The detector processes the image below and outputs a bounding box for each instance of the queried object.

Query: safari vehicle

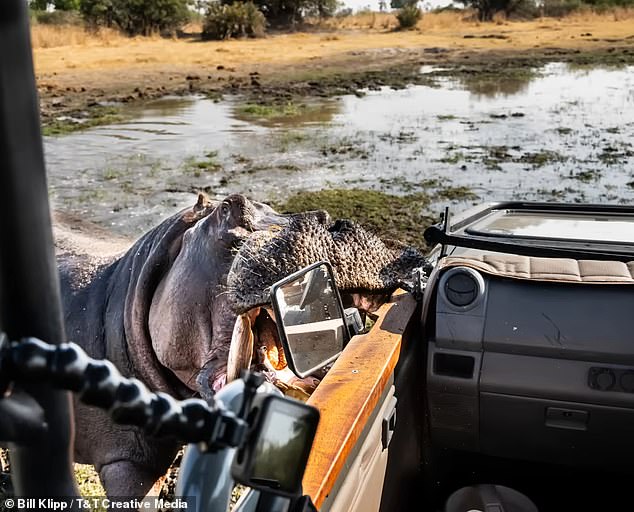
[2,1,634,511]
[219,201,632,512]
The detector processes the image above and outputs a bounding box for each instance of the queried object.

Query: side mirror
[270,261,348,378]
[231,394,320,497]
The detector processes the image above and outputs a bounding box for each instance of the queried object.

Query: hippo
[55,193,428,498]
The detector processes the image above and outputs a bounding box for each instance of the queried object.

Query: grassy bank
[273,189,465,248]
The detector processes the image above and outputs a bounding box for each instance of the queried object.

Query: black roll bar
[0,0,79,498]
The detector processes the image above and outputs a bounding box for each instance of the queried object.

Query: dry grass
[75,464,106,496]
[315,11,397,30]
[31,25,133,49]
[30,8,634,51]
[180,21,204,34]
[564,5,634,21]
[312,7,634,31]
[418,10,475,29]
[313,10,480,31]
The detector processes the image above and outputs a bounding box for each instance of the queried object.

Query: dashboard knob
[620,371,634,393]
[589,368,616,391]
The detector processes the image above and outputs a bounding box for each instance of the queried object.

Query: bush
[396,3,422,28]
[202,2,266,40]
[30,0,81,10]
[302,0,340,17]
[540,0,583,16]
[231,0,338,26]
[55,0,80,9]
[81,0,190,36]
[335,6,353,16]
[32,9,83,25]
[502,0,540,19]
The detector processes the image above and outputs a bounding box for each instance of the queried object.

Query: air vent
[440,267,485,310]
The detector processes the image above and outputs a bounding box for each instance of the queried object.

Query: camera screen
[251,400,316,493]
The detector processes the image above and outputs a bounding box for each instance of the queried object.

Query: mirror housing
[270,261,349,378]
[231,394,320,497]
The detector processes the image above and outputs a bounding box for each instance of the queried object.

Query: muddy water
[45,62,634,237]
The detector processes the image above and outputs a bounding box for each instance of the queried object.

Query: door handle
[381,396,398,450]
[545,407,589,431]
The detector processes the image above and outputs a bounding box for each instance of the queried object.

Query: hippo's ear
[182,193,213,223]
[195,193,209,211]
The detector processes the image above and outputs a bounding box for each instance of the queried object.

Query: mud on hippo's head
[141,193,427,401]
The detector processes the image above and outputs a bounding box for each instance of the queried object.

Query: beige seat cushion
[438,251,634,284]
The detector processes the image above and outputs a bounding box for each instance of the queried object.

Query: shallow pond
[45,62,634,238]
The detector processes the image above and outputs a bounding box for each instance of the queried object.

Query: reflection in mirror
[252,409,312,492]
[232,394,320,497]
[273,263,347,377]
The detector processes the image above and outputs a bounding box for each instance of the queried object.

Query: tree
[30,0,81,10]
[455,0,525,20]
[54,0,81,10]
[80,0,190,35]
[29,0,50,10]
[310,0,340,18]
[390,0,418,9]
[224,0,338,25]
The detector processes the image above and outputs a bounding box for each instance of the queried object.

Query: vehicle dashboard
[423,202,634,474]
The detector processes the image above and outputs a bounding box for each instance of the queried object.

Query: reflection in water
[45,63,634,237]
[232,99,341,128]
[123,96,197,118]
[456,73,536,98]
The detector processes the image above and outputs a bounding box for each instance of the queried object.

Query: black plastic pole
[0,0,79,498]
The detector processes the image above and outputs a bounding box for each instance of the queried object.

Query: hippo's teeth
[226,307,322,400]
[226,312,255,383]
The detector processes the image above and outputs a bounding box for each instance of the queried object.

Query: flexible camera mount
[0,334,249,451]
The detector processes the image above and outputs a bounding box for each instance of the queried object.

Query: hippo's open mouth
[224,290,391,400]
[226,306,320,400]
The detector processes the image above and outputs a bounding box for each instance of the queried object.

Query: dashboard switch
[588,367,616,391]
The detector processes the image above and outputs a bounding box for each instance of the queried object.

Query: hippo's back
[54,212,130,291]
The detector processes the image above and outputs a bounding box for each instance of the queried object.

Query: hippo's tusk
[226,311,255,383]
